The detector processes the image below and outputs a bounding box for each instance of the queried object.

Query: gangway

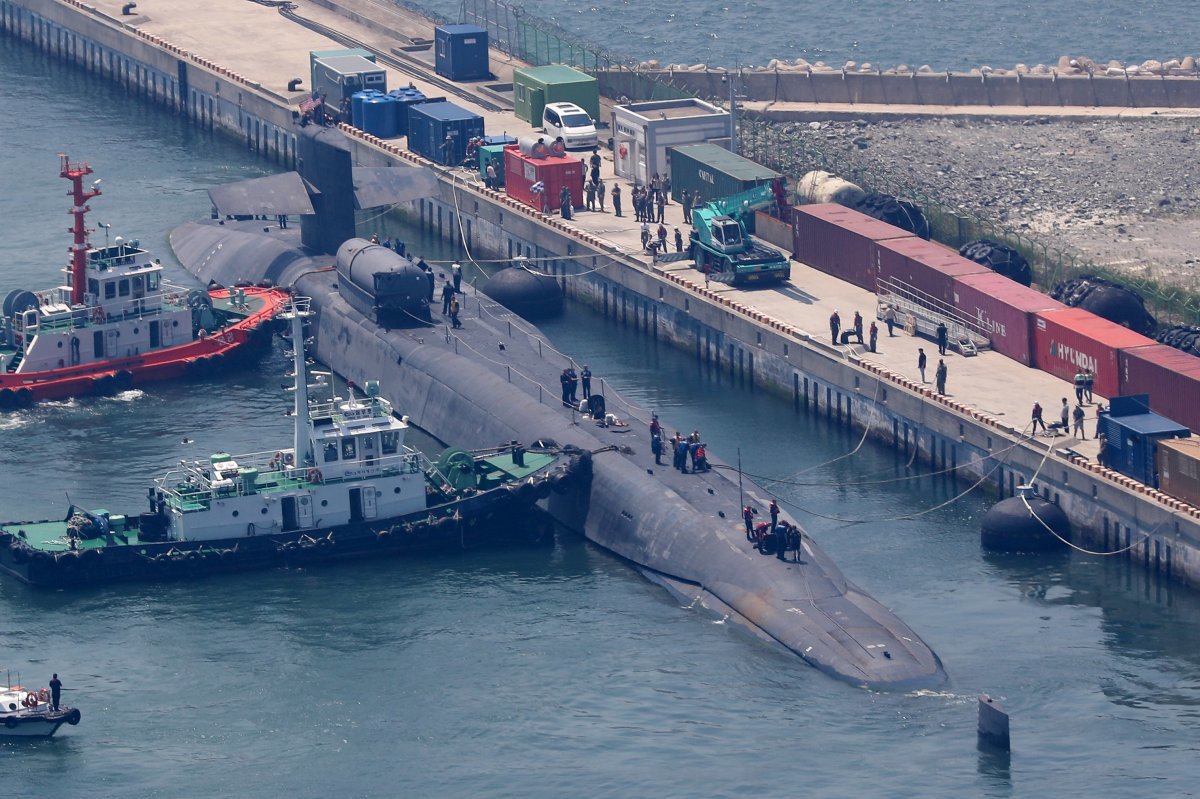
[876,276,991,356]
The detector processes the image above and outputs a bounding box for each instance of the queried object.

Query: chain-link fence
[453,0,1200,326]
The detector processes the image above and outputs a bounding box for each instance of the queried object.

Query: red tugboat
[0,156,290,408]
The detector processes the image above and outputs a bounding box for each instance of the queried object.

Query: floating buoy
[981,486,1071,552]
[482,267,563,320]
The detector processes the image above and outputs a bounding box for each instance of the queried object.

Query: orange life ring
[37,689,49,703]
[92,306,105,324]
[23,694,37,708]
[618,143,628,159]
[307,468,323,483]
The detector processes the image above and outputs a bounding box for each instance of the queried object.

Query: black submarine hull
[171,220,946,691]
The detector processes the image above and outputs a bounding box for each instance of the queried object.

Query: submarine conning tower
[299,128,357,256]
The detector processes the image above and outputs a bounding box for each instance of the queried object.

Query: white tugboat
[0,297,581,587]
[0,680,80,737]
[0,155,289,408]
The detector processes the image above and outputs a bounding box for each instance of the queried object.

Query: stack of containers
[503,142,583,213]
[1096,395,1190,487]
[951,273,1067,366]
[1119,344,1200,433]
[873,238,989,305]
[360,93,400,138]
[387,87,430,138]
[407,101,485,165]
[1031,308,1156,399]
[792,204,914,290]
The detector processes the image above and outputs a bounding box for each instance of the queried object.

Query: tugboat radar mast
[59,154,100,307]
[281,297,314,467]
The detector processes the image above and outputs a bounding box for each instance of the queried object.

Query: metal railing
[876,276,990,355]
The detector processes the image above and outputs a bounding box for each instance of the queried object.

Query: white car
[542,102,598,150]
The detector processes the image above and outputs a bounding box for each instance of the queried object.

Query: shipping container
[512,65,600,126]
[1157,437,1200,507]
[1032,308,1156,398]
[434,24,490,81]
[479,143,507,185]
[792,204,914,291]
[667,143,782,209]
[951,272,1066,366]
[386,87,428,137]
[309,48,374,93]
[874,238,989,305]
[407,101,485,166]
[1097,395,1190,487]
[503,145,584,213]
[313,55,386,107]
[1119,344,1200,432]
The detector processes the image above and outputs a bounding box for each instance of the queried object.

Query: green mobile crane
[690,180,791,286]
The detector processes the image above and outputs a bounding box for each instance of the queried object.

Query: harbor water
[428,0,1200,72]
[4,35,1200,798]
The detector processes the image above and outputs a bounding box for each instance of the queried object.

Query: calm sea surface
[3,33,1200,799]
[422,0,1200,71]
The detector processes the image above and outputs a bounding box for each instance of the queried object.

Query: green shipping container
[668,143,781,207]
[479,144,507,185]
[512,65,599,126]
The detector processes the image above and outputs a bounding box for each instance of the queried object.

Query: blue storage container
[1098,394,1191,487]
[482,134,517,146]
[387,87,428,137]
[351,89,383,130]
[361,94,400,139]
[407,101,485,166]
[434,24,490,82]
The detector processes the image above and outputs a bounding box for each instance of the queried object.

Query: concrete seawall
[604,67,1200,110]
[8,0,1200,590]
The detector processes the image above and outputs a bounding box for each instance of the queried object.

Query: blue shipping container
[408,101,485,166]
[361,94,400,139]
[1098,394,1191,487]
[387,87,428,138]
[435,24,490,82]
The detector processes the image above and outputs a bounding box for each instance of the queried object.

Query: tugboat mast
[282,298,314,466]
[59,154,100,307]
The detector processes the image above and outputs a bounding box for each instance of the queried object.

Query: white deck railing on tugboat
[156,449,429,512]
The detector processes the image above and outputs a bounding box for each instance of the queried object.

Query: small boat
[0,155,290,408]
[0,298,581,587]
[0,683,81,737]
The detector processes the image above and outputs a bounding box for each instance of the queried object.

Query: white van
[542,102,598,150]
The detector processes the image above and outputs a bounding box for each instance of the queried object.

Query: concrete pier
[5,0,1200,591]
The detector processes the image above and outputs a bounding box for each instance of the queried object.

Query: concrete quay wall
[13,0,1200,589]
[0,0,299,166]
[613,67,1200,109]
[387,161,1200,588]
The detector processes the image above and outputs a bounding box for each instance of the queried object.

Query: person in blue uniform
[49,674,62,711]
[581,366,592,399]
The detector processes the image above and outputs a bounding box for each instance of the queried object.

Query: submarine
[171,127,946,690]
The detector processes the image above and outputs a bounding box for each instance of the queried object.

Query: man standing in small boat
[49,673,62,712]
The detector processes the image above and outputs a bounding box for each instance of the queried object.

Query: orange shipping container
[1157,437,1200,508]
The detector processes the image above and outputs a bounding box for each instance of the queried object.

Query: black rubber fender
[66,708,81,725]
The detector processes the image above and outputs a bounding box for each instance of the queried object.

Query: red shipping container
[1119,344,1200,432]
[874,238,989,305]
[792,204,913,291]
[503,146,584,214]
[951,272,1066,366]
[1032,307,1156,398]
